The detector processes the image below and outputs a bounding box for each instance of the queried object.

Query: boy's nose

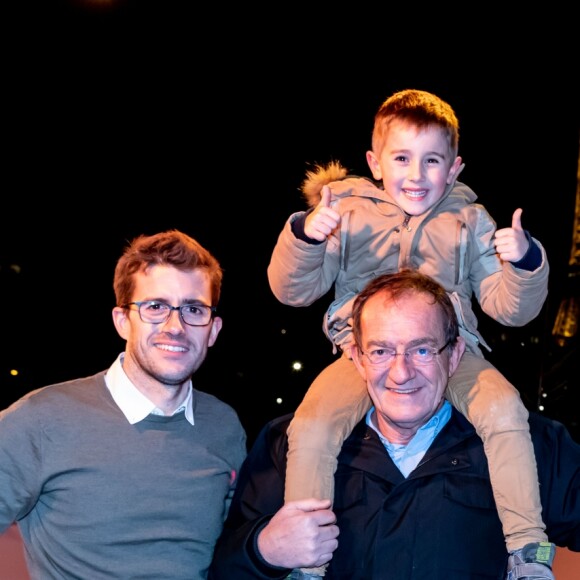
[407,161,423,181]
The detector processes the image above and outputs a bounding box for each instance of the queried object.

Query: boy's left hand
[493,208,529,263]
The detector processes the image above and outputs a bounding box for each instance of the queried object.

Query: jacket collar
[339,409,477,484]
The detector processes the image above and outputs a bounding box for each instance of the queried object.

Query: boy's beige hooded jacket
[268,162,549,356]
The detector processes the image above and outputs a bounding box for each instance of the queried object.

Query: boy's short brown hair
[371,89,459,158]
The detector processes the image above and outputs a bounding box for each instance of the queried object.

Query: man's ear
[112,306,131,341]
[349,344,368,381]
[207,316,222,347]
[448,336,466,377]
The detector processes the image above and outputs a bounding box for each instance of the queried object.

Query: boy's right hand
[304,185,341,241]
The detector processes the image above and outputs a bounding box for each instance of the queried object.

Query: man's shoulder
[7,371,107,405]
[192,389,245,424]
[0,371,109,426]
[256,413,293,436]
[529,411,578,444]
[252,413,293,449]
[191,391,247,455]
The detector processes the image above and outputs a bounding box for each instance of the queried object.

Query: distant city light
[10,369,19,377]
[291,361,303,372]
[276,397,283,405]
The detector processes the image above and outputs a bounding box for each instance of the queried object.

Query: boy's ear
[447,156,463,184]
[366,150,382,180]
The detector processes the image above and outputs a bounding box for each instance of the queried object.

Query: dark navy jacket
[210,410,579,580]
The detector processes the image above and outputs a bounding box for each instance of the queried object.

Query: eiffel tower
[539,135,580,441]
[552,137,580,344]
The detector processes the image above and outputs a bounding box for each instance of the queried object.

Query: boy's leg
[446,352,548,552]
[286,354,370,578]
[285,353,371,503]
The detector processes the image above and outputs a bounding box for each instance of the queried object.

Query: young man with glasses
[0,229,247,579]
[210,270,579,580]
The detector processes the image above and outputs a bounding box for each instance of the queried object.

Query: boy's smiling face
[366,119,463,216]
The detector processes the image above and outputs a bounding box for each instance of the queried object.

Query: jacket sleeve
[465,205,549,326]
[209,416,291,579]
[267,211,341,307]
[530,413,580,551]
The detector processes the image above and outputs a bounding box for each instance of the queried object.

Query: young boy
[268,89,554,580]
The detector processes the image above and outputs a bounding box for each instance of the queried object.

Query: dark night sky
[2,2,579,444]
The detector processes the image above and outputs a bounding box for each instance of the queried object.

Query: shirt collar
[366,400,451,476]
[105,353,194,425]
[367,399,451,441]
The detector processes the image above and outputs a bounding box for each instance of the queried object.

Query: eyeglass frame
[359,339,453,367]
[122,300,217,327]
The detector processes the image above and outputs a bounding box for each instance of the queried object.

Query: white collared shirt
[105,353,194,425]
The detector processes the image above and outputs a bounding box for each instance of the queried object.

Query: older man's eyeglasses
[123,300,216,327]
[360,340,452,366]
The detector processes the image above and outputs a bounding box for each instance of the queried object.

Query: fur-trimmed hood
[301,161,350,208]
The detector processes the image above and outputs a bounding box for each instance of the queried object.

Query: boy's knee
[287,414,336,446]
[474,388,530,435]
[288,411,357,455]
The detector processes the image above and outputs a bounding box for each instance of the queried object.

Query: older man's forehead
[362,291,444,337]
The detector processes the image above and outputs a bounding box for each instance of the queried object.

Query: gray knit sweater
[0,371,247,579]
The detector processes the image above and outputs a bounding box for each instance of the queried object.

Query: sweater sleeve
[0,394,45,531]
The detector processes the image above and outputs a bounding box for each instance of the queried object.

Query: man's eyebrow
[367,337,439,349]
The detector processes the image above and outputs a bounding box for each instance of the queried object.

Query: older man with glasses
[209,270,579,580]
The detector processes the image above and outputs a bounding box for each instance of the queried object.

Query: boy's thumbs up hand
[304,185,341,242]
[493,208,529,263]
